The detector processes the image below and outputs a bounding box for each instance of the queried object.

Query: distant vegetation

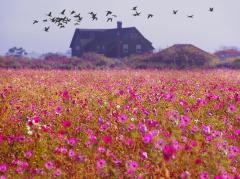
[1,45,240,69]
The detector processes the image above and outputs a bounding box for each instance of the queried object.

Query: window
[123,44,128,53]
[136,44,142,53]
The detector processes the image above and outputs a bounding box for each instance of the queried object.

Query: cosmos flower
[96,159,106,170]
[45,161,54,170]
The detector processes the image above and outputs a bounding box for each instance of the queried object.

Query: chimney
[117,21,122,29]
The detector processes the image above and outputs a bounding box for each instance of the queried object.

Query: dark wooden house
[70,22,154,58]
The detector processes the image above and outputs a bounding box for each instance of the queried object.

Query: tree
[6,47,27,57]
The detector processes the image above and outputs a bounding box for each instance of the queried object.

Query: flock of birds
[33,7,215,32]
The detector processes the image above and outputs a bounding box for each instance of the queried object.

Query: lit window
[136,44,142,53]
[123,44,128,53]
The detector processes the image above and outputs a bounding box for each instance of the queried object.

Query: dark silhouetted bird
[131,6,137,11]
[107,17,113,22]
[61,9,66,15]
[209,7,214,12]
[91,13,98,21]
[173,10,178,14]
[47,12,52,17]
[133,11,141,16]
[50,17,56,23]
[70,10,76,15]
[89,12,94,15]
[74,13,81,18]
[147,14,153,19]
[44,26,50,32]
[33,20,38,24]
[43,19,48,22]
[187,15,194,18]
[106,11,112,16]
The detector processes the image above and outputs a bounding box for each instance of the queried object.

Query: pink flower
[0,164,7,172]
[68,149,75,158]
[96,159,106,170]
[24,151,33,158]
[67,138,77,146]
[125,138,134,146]
[127,160,138,173]
[190,140,197,148]
[45,161,54,170]
[163,144,176,161]
[200,171,209,179]
[62,120,71,128]
[98,147,106,153]
[202,125,211,135]
[103,135,112,144]
[179,115,191,128]
[181,171,191,179]
[117,114,128,123]
[228,104,236,113]
[53,169,62,177]
[62,90,69,101]
[0,176,7,179]
[142,134,152,144]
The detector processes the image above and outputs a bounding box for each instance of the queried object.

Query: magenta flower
[62,90,69,101]
[200,171,209,179]
[179,115,191,128]
[163,144,176,161]
[96,159,106,170]
[127,160,138,173]
[202,125,211,135]
[62,120,71,128]
[228,104,236,113]
[45,161,54,170]
[103,135,112,144]
[68,149,75,158]
[24,150,33,158]
[142,134,152,144]
[0,164,7,172]
[117,114,128,123]
[67,138,77,146]
[53,169,62,177]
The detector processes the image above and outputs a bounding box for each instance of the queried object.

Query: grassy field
[0,69,239,178]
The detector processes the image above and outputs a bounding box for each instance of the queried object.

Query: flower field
[0,69,239,178]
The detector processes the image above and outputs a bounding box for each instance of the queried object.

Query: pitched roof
[70,23,154,49]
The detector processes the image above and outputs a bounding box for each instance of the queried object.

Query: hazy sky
[1,0,240,55]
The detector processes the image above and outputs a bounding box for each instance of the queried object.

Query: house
[70,22,154,58]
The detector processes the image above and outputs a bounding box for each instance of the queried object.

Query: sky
[0,0,240,55]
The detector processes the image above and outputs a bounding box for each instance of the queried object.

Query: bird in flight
[47,12,52,17]
[70,10,76,15]
[209,7,214,12]
[33,20,38,24]
[106,11,112,16]
[61,9,66,15]
[131,6,137,11]
[187,15,194,18]
[173,10,178,15]
[107,17,113,22]
[44,26,50,32]
[91,13,98,21]
[147,14,154,19]
[43,19,48,22]
[133,11,141,16]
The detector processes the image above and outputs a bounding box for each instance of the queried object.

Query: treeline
[0,52,239,70]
